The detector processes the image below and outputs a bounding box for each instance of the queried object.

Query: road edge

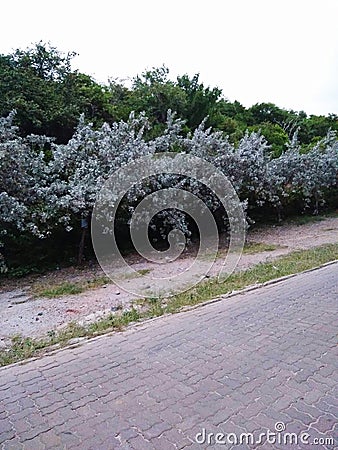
[1,258,337,372]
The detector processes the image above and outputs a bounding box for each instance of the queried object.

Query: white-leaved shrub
[0,110,337,270]
[0,113,53,271]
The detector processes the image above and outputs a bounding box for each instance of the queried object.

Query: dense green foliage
[1,43,337,149]
[0,43,114,143]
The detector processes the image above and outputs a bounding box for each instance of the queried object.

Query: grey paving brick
[0,263,336,449]
[128,435,156,449]
[311,413,336,434]
[1,439,24,450]
[284,406,315,426]
[0,429,16,444]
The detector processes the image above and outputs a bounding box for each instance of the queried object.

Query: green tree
[298,114,338,145]
[177,73,222,130]
[247,102,290,126]
[249,123,289,157]
[130,66,187,131]
[0,42,115,143]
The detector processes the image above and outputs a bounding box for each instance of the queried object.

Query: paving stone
[150,436,176,449]
[128,435,156,449]
[0,429,16,444]
[284,406,315,427]
[143,421,172,440]
[311,413,336,434]
[1,439,24,450]
[39,429,62,447]
[0,263,336,449]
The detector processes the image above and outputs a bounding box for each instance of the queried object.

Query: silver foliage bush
[0,110,337,270]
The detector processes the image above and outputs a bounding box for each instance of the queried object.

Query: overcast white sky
[1,0,337,115]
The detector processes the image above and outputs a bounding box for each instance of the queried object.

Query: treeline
[0,43,337,276]
[1,111,337,275]
[1,42,337,154]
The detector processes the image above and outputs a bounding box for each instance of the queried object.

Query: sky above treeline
[1,0,337,116]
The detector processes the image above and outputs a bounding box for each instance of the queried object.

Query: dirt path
[0,216,337,345]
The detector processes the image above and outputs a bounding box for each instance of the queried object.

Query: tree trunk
[78,226,87,265]
[314,192,319,215]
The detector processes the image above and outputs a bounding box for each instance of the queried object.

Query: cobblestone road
[0,264,337,449]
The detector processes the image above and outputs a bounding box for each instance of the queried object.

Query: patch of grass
[143,297,165,317]
[116,268,152,281]
[0,308,141,367]
[0,322,87,366]
[165,243,338,313]
[5,265,42,279]
[286,214,326,226]
[34,282,84,298]
[323,210,338,218]
[32,276,112,298]
[1,243,337,367]
[200,241,280,259]
[0,335,49,366]
[85,276,111,289]
[53,322,87,342]
[137,268,151,276]
[243,241,280,254]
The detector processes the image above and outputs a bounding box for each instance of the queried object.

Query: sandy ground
[0,216,337,346]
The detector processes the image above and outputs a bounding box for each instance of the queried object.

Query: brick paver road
[1,264,337,449]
